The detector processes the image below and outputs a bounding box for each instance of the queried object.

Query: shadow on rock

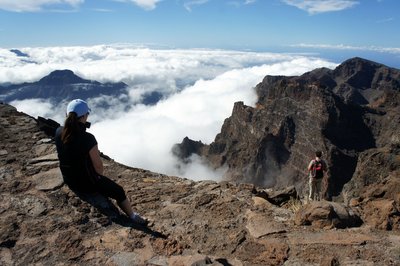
[75,192,167,239]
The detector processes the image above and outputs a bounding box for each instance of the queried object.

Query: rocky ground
[1,102,400,265]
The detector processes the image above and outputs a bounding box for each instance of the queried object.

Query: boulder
[294,201,362,229]
[362,199,400,230]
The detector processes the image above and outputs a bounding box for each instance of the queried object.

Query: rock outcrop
[1,96,400,264]
[175,57,400,205]
[294,201,362,229]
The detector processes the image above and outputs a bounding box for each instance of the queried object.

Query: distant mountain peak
[10,49,29,58]
[38,70,90,85]
[1,69,130,104]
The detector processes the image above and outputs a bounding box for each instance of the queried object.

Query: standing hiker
[307,150,327,201]
[55,99,148,225]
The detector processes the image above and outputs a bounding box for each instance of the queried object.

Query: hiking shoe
[131,213,149,226]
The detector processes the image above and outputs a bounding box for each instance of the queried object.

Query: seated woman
[55,99,148,225]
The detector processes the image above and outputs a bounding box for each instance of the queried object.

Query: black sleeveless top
[55,123,98,192]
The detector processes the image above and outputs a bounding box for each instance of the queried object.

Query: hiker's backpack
[311,160,324,179]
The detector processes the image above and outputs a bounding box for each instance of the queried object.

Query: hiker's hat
[66,99,91,117]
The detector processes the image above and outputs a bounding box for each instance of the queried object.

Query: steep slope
[174,58,400,202]
[1,102,400,265]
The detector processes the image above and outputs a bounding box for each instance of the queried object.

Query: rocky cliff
[175,57,400,203]
[1,97,400,265]
[1,57,400,265]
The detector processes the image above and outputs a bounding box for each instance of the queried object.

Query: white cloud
[93,8,114,12]
[122,0,162,10]
[0,44,309,88]
[281,0,358,14]
[184,0,209,12]
[10,99,65,121]
[228,0,256,8]
[0,0,83,12]
[3,45,336,181]
[292,43,400,54]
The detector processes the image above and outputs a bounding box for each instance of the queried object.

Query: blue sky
[1,0,399,67]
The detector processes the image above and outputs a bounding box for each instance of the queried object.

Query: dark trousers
[94,175,127,203]
[67,174,127,203]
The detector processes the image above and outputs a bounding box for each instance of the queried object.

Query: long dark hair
[61,112,80,144]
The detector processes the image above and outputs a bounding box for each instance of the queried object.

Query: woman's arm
[89,144,104,175]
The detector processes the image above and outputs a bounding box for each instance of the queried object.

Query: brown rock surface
[175,57,400,206]
[294,201,362,229]
[1,102,400,265]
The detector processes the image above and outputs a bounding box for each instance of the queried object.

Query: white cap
[66,99,91,117]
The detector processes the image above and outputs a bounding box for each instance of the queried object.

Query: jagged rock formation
[175,58,400,203]
[1,98,400,263]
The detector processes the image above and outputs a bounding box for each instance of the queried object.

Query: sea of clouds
[0,45,337,181]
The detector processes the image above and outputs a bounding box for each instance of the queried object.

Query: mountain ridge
[0,69,128,104]
[1,57,399,265]
[0,69,165,106]
[174,57,400,202]
[1,101,399,265]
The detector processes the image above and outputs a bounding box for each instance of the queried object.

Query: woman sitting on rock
[55,99,148,225]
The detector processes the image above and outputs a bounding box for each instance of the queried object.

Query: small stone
[37,138,52,144]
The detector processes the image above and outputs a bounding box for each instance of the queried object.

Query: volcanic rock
[294,201,362,229]
[0,104,399,266]
[1,57,400,265]
[175,57,400,206]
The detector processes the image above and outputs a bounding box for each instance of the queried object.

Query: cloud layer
[3,45,337,180]
[292,43,400,54]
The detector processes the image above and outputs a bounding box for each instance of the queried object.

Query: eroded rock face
[175,58,400,204]
[1,57,400,265]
